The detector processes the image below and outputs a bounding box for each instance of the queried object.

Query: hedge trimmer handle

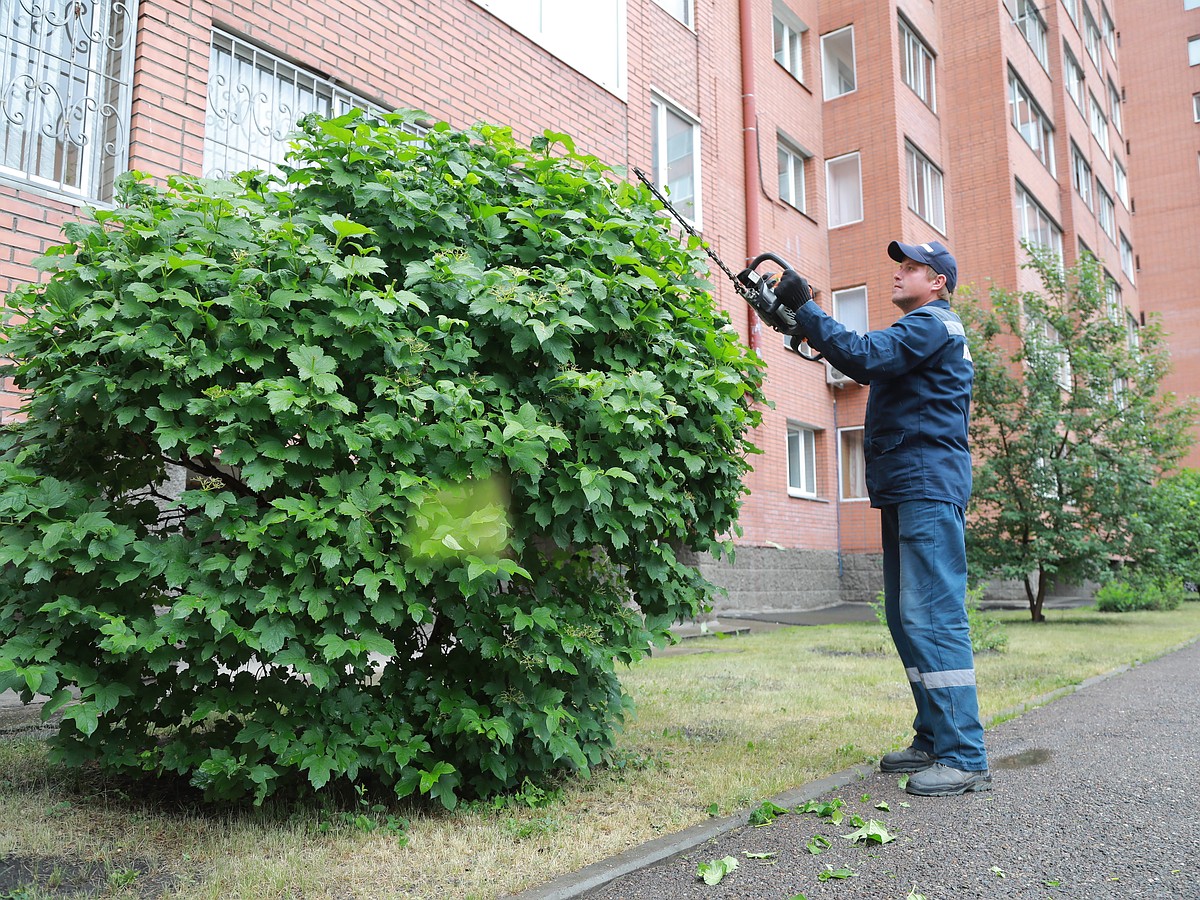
[737,254,823,362]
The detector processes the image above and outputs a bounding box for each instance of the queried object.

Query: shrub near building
[0,112,766,806]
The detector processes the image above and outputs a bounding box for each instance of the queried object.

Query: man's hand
[773,270,813,312]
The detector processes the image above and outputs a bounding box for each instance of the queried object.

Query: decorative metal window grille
[204,30,382,180]
[0,0,138,202]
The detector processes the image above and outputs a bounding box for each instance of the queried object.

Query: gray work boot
[904,763,992,797]
[879,746,936,773]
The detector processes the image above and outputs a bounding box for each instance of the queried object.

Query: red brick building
[1119,1,1200,472]
[0,0,1184,610]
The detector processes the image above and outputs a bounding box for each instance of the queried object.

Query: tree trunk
[1025,569,1047,622]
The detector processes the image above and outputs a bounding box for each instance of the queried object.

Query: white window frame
[1101,5,1116,58]
[899,16,936,111]
[1104,273,1122,322]
[1191,36,1200,67]
[1097,182,1116,242]
[471,1,628,97]
[905,141,946,232]
[821,26,857,100]
[1119,231,1135,282]
[204,31,382,180]
[773,9,806,83]
[650,92,702,227]
[1084,7,1103,67]
[1089,91,1110,157]
[1062,0,1080,25]
[0,0,140,203]
[1113,157,1129,207]
[1015,0,1050,70]
[1016,181,1064,259]
[787,423,819,498]
[652,0,692,28]
[833,286,869,333]
[1194,93,1200,123]
[1071,141,1093,208]
[838,427,869,501]
[777,136,809,212]
[1064,44,1085,111]
[826,152,863,228]
[1108,78,1123,134]
[1009,69,1056,174]
[1188,0,1200,10]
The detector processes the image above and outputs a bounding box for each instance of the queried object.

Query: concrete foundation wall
[690,547,884,613]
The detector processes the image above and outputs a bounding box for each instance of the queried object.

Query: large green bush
[0,111,765,806]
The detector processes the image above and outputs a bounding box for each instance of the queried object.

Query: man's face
[891,257,944,314]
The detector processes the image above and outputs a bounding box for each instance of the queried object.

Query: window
[905,142,945,232]
[0,0,139,202]
[777,137,808,211]
[1191,36,1200,67]
[774,12,805,82]
[1089,91,1110,156]
[1064,45,1085,110]
[653,0,692,27]
[1084,6,1102,67]
[1126,312,1141,353]
[1097,182,1116,242]
[1104,273,1122,321]
[472,1,628,96]
[1063,0,1080,25]
[1071,142,1092,208]
[826,152,863,227]
[1015,0,1050,70]
[1016,182,1063,259]
[1101,5,1116,57]
[1009,70,1056,173]
[205,32,381,180]
[650,93,701,225]
[833,286,869,333]
[787,423,818,497]
[821,26,856,99]
[1194,93,1200,123]
[1119,231,1135,281]
[1188,0,1200,10]
[1108,79,1123,134]
[838,428,868,501]
[899,17,936,110]
[1113,157,1129,206]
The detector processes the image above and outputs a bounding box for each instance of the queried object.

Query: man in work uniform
[764,239,990,797]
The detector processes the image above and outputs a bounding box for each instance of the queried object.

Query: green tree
[1137,468,1200,587]
[957,245,1195,621]
[0,110,765,805]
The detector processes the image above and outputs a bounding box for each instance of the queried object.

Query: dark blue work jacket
[792,298,973,510]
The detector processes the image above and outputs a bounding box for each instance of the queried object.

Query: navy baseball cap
[888,239,957,294]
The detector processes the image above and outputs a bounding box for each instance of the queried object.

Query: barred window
[0,0,139,202]
[204,30,382,180]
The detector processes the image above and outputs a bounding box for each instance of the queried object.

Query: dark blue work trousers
[881,499,989,771]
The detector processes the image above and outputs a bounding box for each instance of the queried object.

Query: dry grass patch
[3,604,1200,898]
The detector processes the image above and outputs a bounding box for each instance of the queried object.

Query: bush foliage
[0,111,765,805]
[1094,577,1188,613]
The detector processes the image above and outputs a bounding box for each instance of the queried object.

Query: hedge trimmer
[632,167,821,361]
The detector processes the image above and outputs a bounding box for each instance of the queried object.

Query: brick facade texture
[0,0,1191,608]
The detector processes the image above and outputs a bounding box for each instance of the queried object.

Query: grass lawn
[3,603,1199,899]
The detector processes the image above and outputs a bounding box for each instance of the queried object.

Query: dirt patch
[0,852,180,899]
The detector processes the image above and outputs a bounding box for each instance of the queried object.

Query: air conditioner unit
[825,362,856,387]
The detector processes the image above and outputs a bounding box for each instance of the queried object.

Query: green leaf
[842,819,896,845]
[696,856,738,886]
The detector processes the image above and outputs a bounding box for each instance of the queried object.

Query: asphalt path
[519,637,1200,900]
